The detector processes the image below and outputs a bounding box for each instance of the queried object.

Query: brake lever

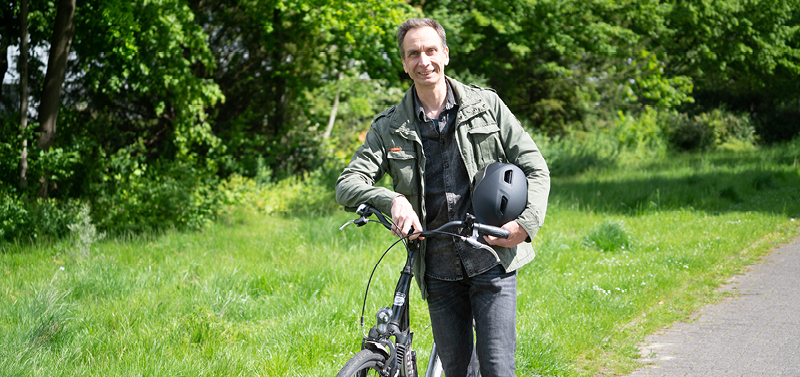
[461,235,501,263]
[339,220,355,231]
[339,215,370,231]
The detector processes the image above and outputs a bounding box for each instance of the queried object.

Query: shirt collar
[413,80,458,122]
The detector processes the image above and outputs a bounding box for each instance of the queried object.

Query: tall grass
[1,140,798,376]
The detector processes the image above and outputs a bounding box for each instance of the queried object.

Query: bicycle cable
[358,226,464,337]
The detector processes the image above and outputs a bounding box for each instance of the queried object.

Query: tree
[415,0,692,135]
[36,0,75,198]
[66,0,225,163]
[18,0,29,189]
[1,2,18,111]
[659,0,800,141]
[189,0,415,178]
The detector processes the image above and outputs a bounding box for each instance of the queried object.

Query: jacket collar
[389,76,488,139]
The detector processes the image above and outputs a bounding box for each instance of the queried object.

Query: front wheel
[336,349,387,377]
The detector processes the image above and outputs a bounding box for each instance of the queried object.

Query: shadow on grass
[551,164,800,217]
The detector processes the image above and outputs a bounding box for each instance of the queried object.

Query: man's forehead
[403,27,443,50]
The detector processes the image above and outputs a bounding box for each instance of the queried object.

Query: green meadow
[2,144,799,376]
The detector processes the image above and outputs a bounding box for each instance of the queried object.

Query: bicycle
[336,203,510,377]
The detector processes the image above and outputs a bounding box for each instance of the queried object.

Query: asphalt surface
[626,235,800,377]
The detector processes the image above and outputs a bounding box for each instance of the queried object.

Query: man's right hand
[391,195,423,240]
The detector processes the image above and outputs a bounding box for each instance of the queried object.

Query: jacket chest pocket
[467,121,505,167]
[387,149,419,196]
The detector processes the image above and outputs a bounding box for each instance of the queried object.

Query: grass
[1,143,799,376]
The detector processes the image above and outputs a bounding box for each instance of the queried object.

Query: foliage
[0,192,27,242]
[303,76,407,166]
[0,192,83,244]
[416,0,693,136]
[69,0,225,166]
[189,0,416,179]
[753,108,800,144]
[583,220,634,252]
[662,0,800,120]
[66,203,105,261]
[221,160,345,216]
[90,155,228,234]
[1,0,799,243]
[664,109,757,151]
[536,106,673,177]
[0,112,32,188]
[612,107,670,159]
[2,0,231,238]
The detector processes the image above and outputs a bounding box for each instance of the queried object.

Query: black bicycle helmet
[471,162,528,227]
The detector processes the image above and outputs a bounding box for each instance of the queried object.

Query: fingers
[484,221,528,248]
[391,195,423,240]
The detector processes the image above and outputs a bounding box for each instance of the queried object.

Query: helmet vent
[500,196,508,214]
[504,170,513,184]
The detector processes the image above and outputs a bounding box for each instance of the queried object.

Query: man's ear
[444,47,450,66]
[402,57,408,73]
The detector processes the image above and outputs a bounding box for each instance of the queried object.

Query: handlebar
[415,220,509,239]
[340,203,509,262]
[343,203,508,238]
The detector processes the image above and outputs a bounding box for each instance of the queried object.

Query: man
[335,18,549,376]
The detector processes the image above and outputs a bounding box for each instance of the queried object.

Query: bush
[91,160,228,234]
[664,109,756,151]
[0,192,83,244]
[0,193,27,243]
[583,220,633,252]
[667,113,717,151]
[221,159,344,216]
[754,109,800,144]
[536,106,670,177]
[613,107,670,159]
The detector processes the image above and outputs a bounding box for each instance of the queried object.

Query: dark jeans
[425,265,517,377]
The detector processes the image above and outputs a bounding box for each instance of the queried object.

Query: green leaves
[74,0,224,162]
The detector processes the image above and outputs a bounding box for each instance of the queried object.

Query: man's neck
[415,79,448,119]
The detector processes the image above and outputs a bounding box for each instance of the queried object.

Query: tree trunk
[1,45,10,110]
[37,0,76,198]
[268,7,287,137]
[322,71,344,139]
[18,0,29,190]
[0,45,8,93]
[0,3,13,89]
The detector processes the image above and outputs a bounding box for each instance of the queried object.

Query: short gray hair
[396,18,447,59]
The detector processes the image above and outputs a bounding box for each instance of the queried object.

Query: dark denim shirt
[414,82,500,281]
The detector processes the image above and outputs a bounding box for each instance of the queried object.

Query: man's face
[401,26,449,89]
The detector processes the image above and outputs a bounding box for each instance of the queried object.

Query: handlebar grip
[473,224,510,239]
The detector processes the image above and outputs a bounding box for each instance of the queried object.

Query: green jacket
[336,77,550,299]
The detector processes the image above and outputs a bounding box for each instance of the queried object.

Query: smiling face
[401,26,449,90]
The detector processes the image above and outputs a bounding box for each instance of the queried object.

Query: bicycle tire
[336,349,387,377]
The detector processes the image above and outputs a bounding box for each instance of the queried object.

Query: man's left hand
[484,220,528,248]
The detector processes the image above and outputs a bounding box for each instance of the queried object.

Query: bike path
[626,235,800,377]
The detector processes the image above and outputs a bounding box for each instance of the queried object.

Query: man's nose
[419,53,431,66]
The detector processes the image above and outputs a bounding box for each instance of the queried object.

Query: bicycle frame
[360,237,419,377]
[339,203,506,377]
